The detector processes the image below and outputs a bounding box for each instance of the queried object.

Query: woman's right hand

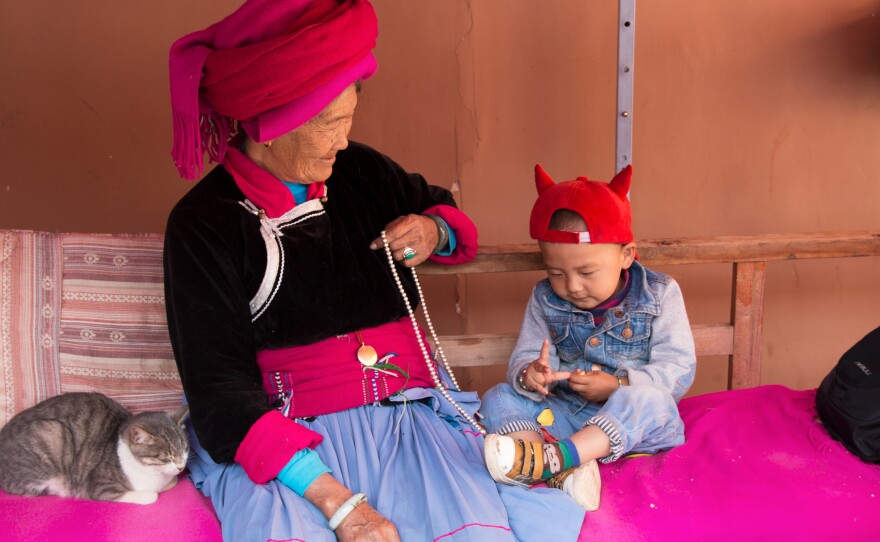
[335,503,401,542]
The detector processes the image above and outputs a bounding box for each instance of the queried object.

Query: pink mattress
[1,385,877,541]
[0,473,221,542]
[579,385,880,540]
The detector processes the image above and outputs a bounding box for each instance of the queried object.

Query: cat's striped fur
[0,392,189,505]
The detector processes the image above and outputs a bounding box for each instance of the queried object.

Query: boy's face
[539,241,637,310]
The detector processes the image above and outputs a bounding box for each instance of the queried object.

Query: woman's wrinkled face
[263,84,358,184]
[540,241,636,310]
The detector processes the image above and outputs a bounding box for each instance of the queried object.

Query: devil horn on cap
[534,164,556,195]
[609,164,633,198]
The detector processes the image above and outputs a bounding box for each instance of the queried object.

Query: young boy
[480,164,696,511]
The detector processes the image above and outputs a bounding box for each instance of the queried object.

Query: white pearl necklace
[381,231,486,435]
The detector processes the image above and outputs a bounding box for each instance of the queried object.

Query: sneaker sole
[569,460,601,511]
[484,434,531,487]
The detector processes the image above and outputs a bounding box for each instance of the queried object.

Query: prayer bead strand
[381,231,485,435]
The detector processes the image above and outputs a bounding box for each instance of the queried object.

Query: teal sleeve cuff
[277,448,332,496]
[434,217,457,256]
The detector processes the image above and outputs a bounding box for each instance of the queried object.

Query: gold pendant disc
[357,344,378,366]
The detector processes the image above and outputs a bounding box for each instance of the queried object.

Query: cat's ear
[128,425,155,446]
[170,404,189,426]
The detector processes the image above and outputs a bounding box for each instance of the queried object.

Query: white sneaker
[484,434,545,487]
[546,460,601,511]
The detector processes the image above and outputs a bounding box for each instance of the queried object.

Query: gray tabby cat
[0,392,189,505]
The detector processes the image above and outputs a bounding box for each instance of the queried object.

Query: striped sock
[541,438,581,478]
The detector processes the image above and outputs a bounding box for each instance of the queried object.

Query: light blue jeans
[480,383,685,462]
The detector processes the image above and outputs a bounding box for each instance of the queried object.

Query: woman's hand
[370,214,440,267]
[335,503,401,542]
[303,474,400,541]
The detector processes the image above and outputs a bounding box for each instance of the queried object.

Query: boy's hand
[569,370,618,402]
[522,339,571,395]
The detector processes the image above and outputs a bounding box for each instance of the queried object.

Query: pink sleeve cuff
[234,410,323,484]
[423,204,478,265]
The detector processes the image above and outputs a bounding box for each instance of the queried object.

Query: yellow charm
[537,408,555,426]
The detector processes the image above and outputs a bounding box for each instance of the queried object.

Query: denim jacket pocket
[549,324,582,364]
[605,314,651,361]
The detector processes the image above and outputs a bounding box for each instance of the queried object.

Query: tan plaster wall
[1,0,878,395]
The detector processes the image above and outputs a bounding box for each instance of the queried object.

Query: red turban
[169,0,378,180]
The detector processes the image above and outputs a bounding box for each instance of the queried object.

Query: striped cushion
[0,230,62,427]
[58,233,182,414]
[0,230,184,429]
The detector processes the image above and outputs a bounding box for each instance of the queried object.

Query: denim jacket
[506,260,696,402]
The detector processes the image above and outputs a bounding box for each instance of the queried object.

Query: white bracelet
[328,492,367,531]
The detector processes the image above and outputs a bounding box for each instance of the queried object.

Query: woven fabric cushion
[0,230,63,427]
[58,233,182,414]
[1,230,183,425]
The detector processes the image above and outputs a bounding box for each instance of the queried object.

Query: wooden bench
[423,231,880,391]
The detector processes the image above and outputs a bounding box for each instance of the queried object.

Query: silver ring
[402,247,416,260]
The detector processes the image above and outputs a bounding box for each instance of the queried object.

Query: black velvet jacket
[163,141,457,463]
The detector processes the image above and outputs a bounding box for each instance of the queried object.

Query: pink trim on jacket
[223,147,326,218]
[234,410,323,484]
[423,204,478,265]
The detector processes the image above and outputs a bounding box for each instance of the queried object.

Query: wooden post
[729,261,766,389]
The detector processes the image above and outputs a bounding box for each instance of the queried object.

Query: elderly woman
[165,1,584,541]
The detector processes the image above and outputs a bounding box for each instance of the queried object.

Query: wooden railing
[421,231,880,390]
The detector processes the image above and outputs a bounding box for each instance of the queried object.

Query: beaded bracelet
[328,492,368,531]
[516,367,531,392]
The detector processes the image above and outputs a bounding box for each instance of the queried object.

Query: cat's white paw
[117,490,158,505]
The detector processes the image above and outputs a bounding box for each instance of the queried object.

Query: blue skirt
[186,387,585,542]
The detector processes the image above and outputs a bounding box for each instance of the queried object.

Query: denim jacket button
[589,337,601,347]
[614,309,624,318]
[550,330,557,339]
[622,328,633,338]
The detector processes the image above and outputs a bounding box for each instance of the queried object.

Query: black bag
[815,325,880,464]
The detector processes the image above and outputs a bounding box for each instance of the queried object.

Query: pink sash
[257,318,437,418]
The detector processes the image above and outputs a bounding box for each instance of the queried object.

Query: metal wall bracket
[616,0,636,176]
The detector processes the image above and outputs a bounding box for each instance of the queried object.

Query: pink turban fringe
[169,0,379,180]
